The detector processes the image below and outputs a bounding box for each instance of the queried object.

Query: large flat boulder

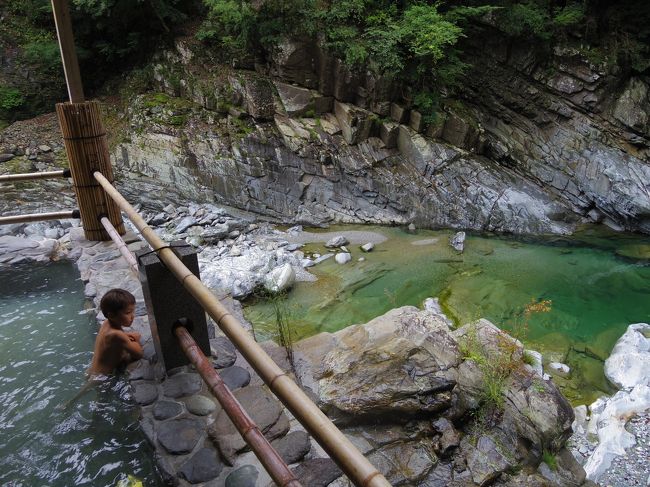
[310,306,461,418]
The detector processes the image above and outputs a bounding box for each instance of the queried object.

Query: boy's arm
[109,331,144,360]
[125,331,142,342]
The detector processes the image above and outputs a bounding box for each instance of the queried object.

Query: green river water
[0,262,161,486]
[244,225,650,405]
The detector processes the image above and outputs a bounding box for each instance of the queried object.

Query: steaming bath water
[0,262,161,486]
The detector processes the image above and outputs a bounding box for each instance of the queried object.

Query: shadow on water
[0,262,162,486]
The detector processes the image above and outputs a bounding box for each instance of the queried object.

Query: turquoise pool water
[244,225,650,404]
[0,262,161,486]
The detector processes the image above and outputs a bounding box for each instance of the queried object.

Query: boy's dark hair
[100,288,135,317]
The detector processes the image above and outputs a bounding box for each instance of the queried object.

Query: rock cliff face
[111,34,649,235]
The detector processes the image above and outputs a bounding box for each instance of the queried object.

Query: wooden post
[56,101,125,240]
[51,0,124,240]
[51,0,84,103]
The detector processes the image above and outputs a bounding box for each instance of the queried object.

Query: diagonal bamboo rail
[93,171,391,487]
[175,325,302,487]
[0,169,71,183]
[99,216,138,275]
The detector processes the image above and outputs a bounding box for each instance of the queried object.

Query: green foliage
[542,450,558,471]
[413,91,440,125]
[499,1,551,39]
[0,87,25,111]
[522,350,536,366]
[552,3,586,29]
[271,296,296,374]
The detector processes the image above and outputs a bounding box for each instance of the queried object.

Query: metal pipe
[99,216,138,275]
[0,209,80,225]
[93,171,391,487]
[0,169,71,183]
[175,325,302,487]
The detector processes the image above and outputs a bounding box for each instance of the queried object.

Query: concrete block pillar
[137,242,211,372]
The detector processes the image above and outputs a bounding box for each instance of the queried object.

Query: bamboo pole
[175,326,302,487]
[99,216,138,275]
[0,210,80,225]
[93,171,391,487]
[56,101,124,241]
[0,169,71,183]
[51,0,84,103]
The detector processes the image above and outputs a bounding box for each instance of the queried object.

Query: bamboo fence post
[56,101,125,240]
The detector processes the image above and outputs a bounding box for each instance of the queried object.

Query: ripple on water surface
[0,262,161,486]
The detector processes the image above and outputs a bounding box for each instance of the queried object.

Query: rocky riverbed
[1,200,649,486]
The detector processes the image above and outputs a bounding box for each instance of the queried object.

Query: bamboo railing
[175,325,302,487]
[0,210,80,225]
[0,169,70,183]
[93,170,391,487]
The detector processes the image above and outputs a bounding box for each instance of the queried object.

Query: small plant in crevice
[271,294,297,377]
[542,450,558,471]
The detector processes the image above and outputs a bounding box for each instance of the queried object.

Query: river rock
[292,458,342,487]
[450,231,466,252]
[360,242,374,252]
[162,373,203,398]
[334,252,351,264]
[225,465,259,487]
[270,430,311,464]
[453,320,574,450]
[0,235,60,264]
[263,262,295,293]
[604,322,650,390]
[133,381,159,405]
[184,394,217,416]
[178,447,223,483]
[208,386,284,463]
[549,361,572,378]
[325,235,349,248]
[210,336,237,368]
[219,365,251,390]
[157,417,205,455]
[174,216,197,234]
[583,385,650,481]
[153,400,183,420]
[313,306,461,417]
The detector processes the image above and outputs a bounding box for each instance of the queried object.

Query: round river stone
[153,400,183,420]
[132,381,158,406]
[219,365,250,390]
[184,394,217,416]
[211,337,237,368]
[157,417,204,455]
[178,447,223,483]
[225,465,259,487]
[162,372,202,398]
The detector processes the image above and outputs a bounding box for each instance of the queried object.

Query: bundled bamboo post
[56,101,125,240]
[51,0,123,240]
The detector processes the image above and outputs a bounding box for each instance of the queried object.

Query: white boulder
[263,263,296,294]
[360,242,374,252]
[604,322,650,390]
[335,253,352,264]
[548,362,571,378]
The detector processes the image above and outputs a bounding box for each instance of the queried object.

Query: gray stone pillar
[137,242,211,373]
